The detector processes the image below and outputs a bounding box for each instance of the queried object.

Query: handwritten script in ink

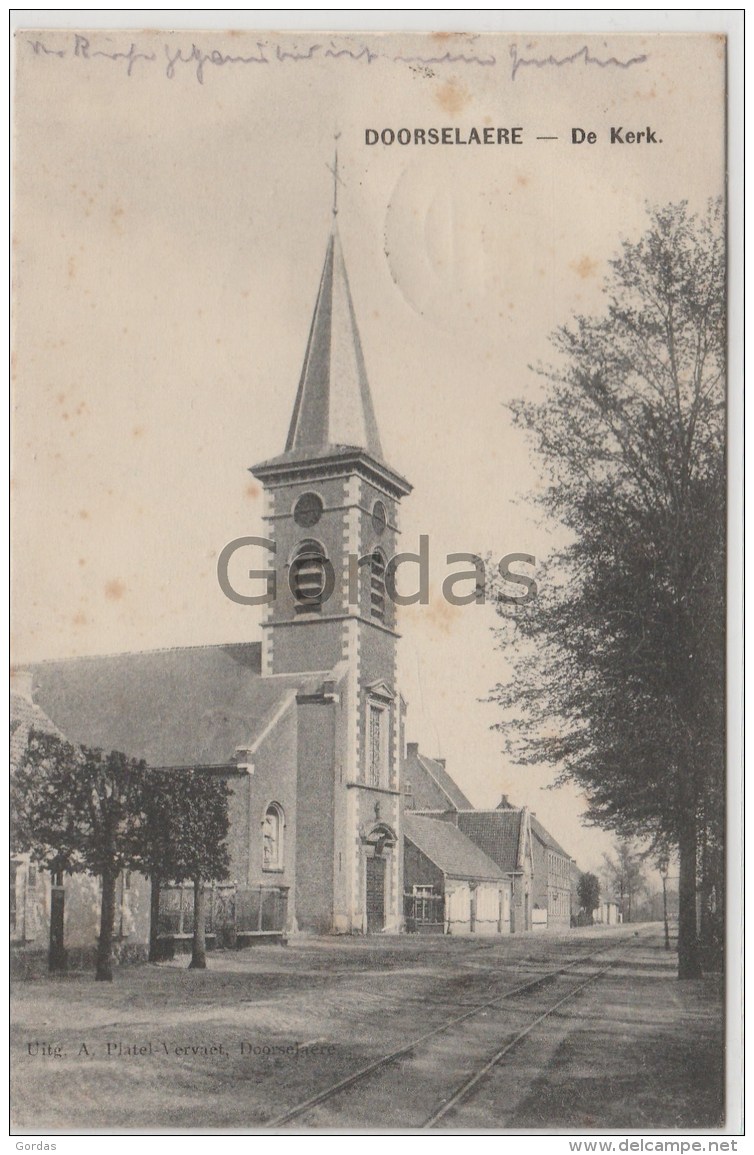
[25,34,649,86]
[26,34,498,84]
[509,42,648,82]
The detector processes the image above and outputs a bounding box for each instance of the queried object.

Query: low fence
[404,891,445,934]
[158,883,288,942]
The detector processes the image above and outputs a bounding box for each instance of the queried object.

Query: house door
[366,856,386,933]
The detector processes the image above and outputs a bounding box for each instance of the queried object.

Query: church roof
[404,813,506,883]
[285,226,383,460]
[29,644,333,769]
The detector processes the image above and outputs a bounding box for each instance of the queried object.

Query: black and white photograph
[10,19,739,1137]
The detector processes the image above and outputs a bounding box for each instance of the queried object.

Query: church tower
[250,195,411,933]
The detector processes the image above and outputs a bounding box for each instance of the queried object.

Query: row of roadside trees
[10,727,231,980]
[491,200,726,978]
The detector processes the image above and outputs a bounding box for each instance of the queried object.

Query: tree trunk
[677,818,703,979]
[699,830,724,970]
[96,869,118,982]
[189,878,207,969]
[48,878,66,973]
[148,874,161,963]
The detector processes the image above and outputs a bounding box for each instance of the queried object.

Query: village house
[495,795,573,930]
[405,751,573,934]
[403,812,510,935]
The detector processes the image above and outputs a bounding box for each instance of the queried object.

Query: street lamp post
[659,857,670,951]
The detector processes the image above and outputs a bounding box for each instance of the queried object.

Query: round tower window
[293,492,323,528]
[372,500,387,535]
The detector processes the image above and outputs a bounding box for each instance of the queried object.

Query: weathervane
[326,132,344,218]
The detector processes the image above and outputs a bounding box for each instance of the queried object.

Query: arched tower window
[262,803,284,870]
[370,549,386,622]
[290,540,331,614]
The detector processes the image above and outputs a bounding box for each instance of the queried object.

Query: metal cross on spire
[326,132,344,217]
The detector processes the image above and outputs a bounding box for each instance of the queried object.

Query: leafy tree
[133,770,180,963]
[577,871,600,921]
[490,200,725,978]
[12,729,232,976]
[11,729,148,980]
[74,746,148,981]
[12,728,84,869]
[134,769,232,969]
[11,728,87,970]
[176,771,231,970]
[603,839,647,923]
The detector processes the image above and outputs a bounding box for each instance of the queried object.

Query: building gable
[404,744,473,812]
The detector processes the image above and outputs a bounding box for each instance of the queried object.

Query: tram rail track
[269,933,646,1128]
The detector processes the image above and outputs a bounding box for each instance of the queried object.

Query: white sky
[12,28,725,874]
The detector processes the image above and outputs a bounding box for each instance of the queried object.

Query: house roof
[10,692,65,771]
[404,813,506,883]
[406,748,473,811]
[30,643,333,768]
[530,814,571,860]
[454,810,529,874]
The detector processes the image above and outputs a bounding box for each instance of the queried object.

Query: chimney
[435,757,446,768]
[406,741,419,757]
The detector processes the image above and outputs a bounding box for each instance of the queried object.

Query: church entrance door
[366,855,386,933]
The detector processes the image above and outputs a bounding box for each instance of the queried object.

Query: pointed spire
[284,220,384,460]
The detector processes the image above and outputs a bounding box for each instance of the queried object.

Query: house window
[263,803,284,871]
[27,865,37,889]
[290,541,330,614]
[370,550,386,622]
[368,705,385,787]
[51,870,64,888]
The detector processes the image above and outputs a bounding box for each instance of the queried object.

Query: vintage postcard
[10,24,736,1135]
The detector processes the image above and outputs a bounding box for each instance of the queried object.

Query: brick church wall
[295,699,337,932]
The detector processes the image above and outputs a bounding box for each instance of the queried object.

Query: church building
[13,197,573,955]
[21,211,411,940]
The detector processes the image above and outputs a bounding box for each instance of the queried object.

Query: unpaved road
[11,926,724,1131]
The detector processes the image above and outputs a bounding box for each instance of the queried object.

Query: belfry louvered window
[291,540,328,613]
[370,550,386,621]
